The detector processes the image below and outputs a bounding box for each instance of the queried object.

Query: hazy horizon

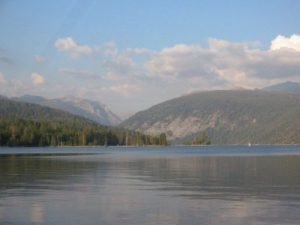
[1,85,264,117]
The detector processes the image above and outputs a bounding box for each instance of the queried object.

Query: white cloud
[109,84,141,97]
[31,73,45,85]
[3,35,299,115]
[145,36,300,88]
[103,55,135,75]
[270,34,300,51]
[146,44,217,78]
[243,50,300,79]
[34,55,47,63]
[54,37,92,58]
[97,42,119,57]
[0,77,50,98]
[59,68,100,79]
[102,54,144,83]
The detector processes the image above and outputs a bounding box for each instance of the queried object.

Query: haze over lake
[1,146,300,225]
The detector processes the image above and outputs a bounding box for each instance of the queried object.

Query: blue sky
[1,0,300,116]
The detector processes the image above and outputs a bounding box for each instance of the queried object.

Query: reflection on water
[31,203,44,224]
[0,206,4,221]
[0,147,300,225]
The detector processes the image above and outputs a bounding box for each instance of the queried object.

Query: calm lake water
[1,146,300,225]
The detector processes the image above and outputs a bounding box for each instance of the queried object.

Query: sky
[0,0,300,117]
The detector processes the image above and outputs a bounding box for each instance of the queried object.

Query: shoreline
[0,144,300,148]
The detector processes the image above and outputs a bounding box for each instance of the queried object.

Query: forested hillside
[121,90,300,145]
[16,95,121,126]
[0,96,167,146]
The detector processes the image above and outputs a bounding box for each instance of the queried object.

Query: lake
[1,145,300,225]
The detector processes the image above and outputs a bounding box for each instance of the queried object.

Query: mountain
[263,82,300,94]
[0,95,87,122]
[121,90,300,145]
[0,96,165,147]
[16,95,121,126]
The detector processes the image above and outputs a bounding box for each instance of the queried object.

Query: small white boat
[248,142,252,147]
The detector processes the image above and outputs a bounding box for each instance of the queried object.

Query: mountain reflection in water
[0,146,300,225]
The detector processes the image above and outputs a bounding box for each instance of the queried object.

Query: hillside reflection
[0,155,103,196]
[1,151,300,225]
[1,154,300,200]
[126,155,300,201]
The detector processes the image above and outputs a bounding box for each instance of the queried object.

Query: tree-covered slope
[16,95,121,126]
[121,90,300,144]
[0,96,166,146]
[0,95,88,123]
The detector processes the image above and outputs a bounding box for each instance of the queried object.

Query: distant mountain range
[0,95,91,123]
[263,81,300,94]
[15,95,121,126]
[2,81,300,145]
[121,89,300,145]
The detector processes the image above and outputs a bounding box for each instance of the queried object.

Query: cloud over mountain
[271,34,300,52]
[7,34,300,115]
[146,36,300,88]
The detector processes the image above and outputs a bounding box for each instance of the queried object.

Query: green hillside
[0,96,166,147]
[0,96,94,124]
[121,90,300,145]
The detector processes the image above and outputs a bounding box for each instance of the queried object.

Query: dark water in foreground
[1,146,300,225]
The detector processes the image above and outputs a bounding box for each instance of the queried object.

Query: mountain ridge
[262,81,300,94]
[15,95,121,126]
[121,90,300,144]
[0,96,166,146]
[0,95,95,124]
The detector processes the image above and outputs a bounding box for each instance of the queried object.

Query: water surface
[1,146,300,225]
